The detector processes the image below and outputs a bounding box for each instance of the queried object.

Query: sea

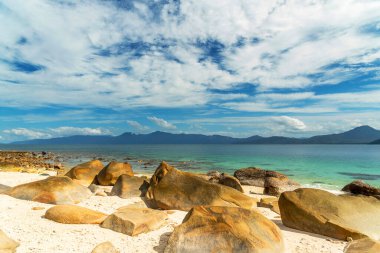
[1,144,380,190]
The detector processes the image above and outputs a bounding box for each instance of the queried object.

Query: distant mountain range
[11,125,380,145]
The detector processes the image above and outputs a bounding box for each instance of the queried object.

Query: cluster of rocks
[0,151,63,173]
[1,159,380,253]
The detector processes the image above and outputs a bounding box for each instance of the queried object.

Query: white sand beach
[0,171,347,253]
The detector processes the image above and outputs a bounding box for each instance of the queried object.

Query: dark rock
[342,180,380,200]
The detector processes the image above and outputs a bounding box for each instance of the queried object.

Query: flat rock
[65,160,104,186]
[164,206,284,253]
[146,162,257,211]
[0,229,19,253]
[45,205,107,224]
[345,238,380,253]
[110,175,148,198]
[342,180,380,200]
[96,162,134,186]
[101,207,168,236]
[5,176,92,204]
[91,241,119,253]
[279,188,380,241]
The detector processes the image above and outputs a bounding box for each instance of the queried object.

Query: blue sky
[1,0,380,142]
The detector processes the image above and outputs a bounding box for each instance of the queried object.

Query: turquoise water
[1,144,380,189]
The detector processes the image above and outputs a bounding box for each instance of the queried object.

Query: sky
[0,0,380,142]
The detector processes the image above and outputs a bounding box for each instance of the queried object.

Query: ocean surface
[1,144,380,190]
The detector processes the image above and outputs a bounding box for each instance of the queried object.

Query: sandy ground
[0,172,347,253]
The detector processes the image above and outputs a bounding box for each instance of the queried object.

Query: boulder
[218,173,243,192]
[65,160,104,186]
[45,205,107,224]
[101,207,168,236]
[258,197,280,214]
[110,175,148,198]
[164,206,284,253]
[234,167,299,196]
[146,162,257,211]
[91,241,119,253]
[279,188,380,241]
[88,184,108,197]
[0,229,19,253]
[345,238,380,253]
[5,176,92,204]
[96,162,134,186]
[342,180,380,200]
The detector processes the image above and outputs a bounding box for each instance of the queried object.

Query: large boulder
[96,162,134,186]
[5,176,92,204]
[218,173,243,192]
[110,175,148,198]
[146,162,257,211]
[342,180,380,200]
[164,206,284,253]
[279,188,380,241]
[101,207,168,236]
[0,229,19,253]
[65,160,104,186]
[91,242,119,253]
[345,238,380,253]
[45,205,107,224]
[234,167,300,196]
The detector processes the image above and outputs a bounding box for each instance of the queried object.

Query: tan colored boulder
[0,229,19,253]
[5,176,92,204]
[258,197,280,214]
[65,160,104,186]
[96,162,134,186]
[345,238,380,253]
[234,167,300,196]
[146,162,257,211]
[279,188,380,241]
[91,241,119,253]
[110,175,148,198]
[45,205,107,224]
[218,173,243,192]
[165,206,284,253]
[342,180,380,200]
[101,207,168,236]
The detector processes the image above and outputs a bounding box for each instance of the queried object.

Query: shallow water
[1,144,379,189]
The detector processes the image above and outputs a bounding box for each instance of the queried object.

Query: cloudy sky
[0,0,380,142]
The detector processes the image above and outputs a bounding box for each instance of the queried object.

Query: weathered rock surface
[5,176,92,204]
[146,162,257,211]
[258,197,280,214]
[344,238,380,253]
[0,229,19,253]
[234,167,300,196]
[279,188,380,241]
[101,207,168,236]
[65,160,104,186]
[45,205,107,224]
[165,206,284,253]
[91,241,119,253]
[110,175,148,198]
[96,162,134,186]
[218,173,243,192]
[342,180,380,200]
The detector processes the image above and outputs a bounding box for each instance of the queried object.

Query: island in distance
[10,125,380,145]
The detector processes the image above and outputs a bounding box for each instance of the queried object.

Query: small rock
[91,242,119,253]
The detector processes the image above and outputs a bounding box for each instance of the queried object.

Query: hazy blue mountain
[12,125,380,145]
[370,139,380,144]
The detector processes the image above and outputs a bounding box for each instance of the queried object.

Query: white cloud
[147,116,176,130]
[0,0,379,110]
[272,116,307,131]
[3,128,51,139]
[127,120,150,132]
[49,126,110,136]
